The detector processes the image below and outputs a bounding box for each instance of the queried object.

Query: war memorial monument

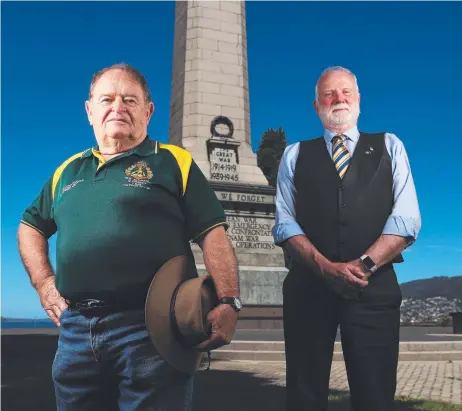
[168,0,287,320]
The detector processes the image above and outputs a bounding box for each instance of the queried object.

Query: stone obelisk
[169,0,287,313]
[169,0,267,184]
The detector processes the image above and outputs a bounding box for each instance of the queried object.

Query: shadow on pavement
[2,334,458,411]
[2,334,58,411]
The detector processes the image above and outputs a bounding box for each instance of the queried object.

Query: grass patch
[328,393,349,401]
[327,393,462,410]
[396,396,462,410]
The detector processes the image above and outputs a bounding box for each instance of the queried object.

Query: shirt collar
[323,126,360,145]
[81,135,156,159]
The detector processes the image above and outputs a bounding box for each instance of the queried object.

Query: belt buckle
[77,299,102,309]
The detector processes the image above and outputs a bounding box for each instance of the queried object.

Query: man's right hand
[37,276,68,327]
[320,260,369,287]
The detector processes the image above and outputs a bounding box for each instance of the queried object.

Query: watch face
[234,298,243,310]
[362,256,375,270]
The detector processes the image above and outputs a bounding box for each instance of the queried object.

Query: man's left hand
[196,304,238,352]
[347,259,372,280]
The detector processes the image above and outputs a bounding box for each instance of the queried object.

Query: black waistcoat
[293,132,403,264]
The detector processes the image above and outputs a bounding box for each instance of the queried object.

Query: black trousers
[283,265,402,411]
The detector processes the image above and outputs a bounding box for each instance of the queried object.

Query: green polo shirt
[21,137,227,302]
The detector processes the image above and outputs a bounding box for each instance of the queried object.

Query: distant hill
[400,276,462,299]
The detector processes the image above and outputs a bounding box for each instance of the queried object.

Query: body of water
[2,320,55,329]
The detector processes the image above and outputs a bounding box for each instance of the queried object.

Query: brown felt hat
[145,255,218,375]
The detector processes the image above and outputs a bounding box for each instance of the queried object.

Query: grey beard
[320,106,360,127]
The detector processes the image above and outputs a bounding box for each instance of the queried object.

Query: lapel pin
[365,146,374,155]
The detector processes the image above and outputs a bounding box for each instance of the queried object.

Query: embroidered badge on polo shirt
[124,161,153,189]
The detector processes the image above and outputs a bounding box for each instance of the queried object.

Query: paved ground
[234,327,462,342]
[206,359,462,406]
[2,333,462,410]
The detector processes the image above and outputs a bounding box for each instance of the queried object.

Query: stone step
[212,340,462,362]
[399,341,462,352]
[220,340,462,352]
[211,349,462,362]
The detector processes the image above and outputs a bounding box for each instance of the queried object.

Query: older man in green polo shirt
[17,63,240,411]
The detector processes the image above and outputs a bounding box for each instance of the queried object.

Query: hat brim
[145,255,203,375]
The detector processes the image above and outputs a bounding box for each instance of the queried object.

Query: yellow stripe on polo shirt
[91,149,106,170]
[52,152,84,200]
[159,143,193,196]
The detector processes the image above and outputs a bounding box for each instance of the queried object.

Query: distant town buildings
[400,297,462,325]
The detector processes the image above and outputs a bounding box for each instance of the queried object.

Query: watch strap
[219,297,236,304]
[218,296,242,311]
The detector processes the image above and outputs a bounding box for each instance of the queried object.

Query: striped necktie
[332,134,351,179]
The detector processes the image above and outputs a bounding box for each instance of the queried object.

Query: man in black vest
[272,66,421,411]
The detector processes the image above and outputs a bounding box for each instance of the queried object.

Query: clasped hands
[320,258,372,288]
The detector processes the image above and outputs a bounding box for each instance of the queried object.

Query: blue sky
[2,1,461,318]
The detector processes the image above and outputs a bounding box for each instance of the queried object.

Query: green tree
[257,127,288,187]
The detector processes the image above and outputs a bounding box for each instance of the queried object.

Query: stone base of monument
[194,262,288,305]
[191,180,288,329]
[234,305,284,330]
[194,260,286,330]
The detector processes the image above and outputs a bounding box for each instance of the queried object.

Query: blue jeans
[52,308,193,411]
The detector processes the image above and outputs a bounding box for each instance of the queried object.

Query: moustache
[330,103,351,113]
[107,118,129,123]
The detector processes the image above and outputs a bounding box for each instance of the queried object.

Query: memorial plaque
[215,191,274,204]
[226,215,276,251]
[210,147,239,183]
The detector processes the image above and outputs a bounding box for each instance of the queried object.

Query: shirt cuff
[20,219,47,237]
[382,215,419,243]
[272,221,305,245]
[190,220,228,243]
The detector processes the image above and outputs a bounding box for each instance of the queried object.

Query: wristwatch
[360,254,377,273]
[219,296,243,312]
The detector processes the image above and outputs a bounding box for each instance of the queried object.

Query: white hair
[315,66,359,101]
